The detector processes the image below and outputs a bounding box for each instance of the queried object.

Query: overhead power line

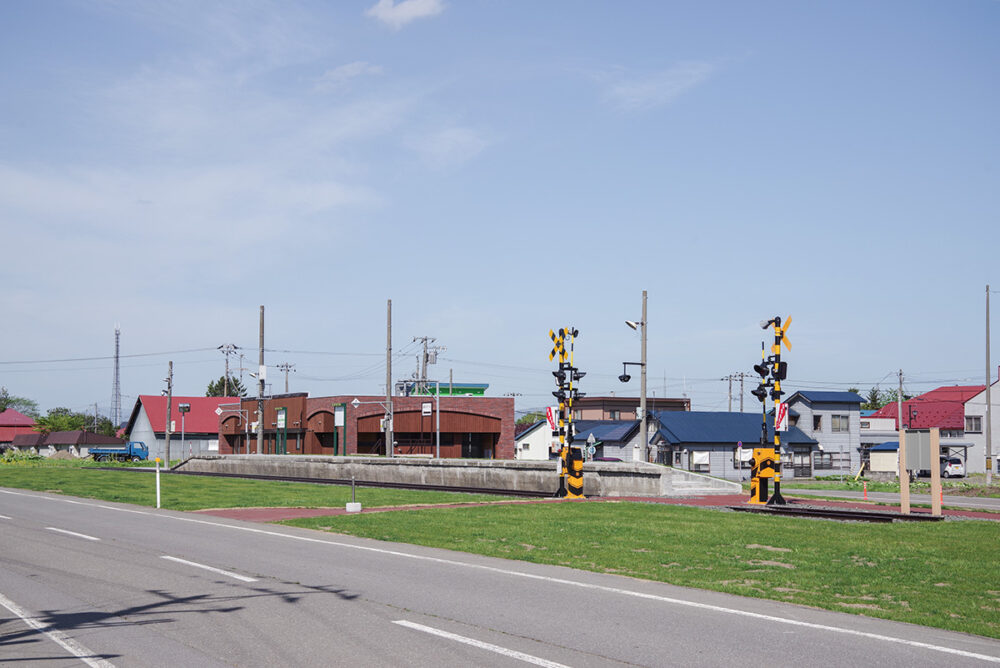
[0,347,218,365]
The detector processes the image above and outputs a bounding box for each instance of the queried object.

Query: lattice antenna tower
[111,323,122,427]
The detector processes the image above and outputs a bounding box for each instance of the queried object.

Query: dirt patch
[746,544,791,553]
[747,559,795,569]
[837,603,884,611]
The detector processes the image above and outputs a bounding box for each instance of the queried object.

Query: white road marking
[0,591,115,668]
[394,620,570,668]
[3,488,999,663]
[161,555,257,582]
[0,513,11,519]
[46,527,100,541]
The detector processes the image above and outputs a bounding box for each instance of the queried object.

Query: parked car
[942,457,965,478]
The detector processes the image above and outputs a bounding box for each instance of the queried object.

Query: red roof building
[124,395,238,460]
[0,409,37,444]
[869,385,985,430]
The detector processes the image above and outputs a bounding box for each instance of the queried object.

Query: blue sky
[1,0,998,419]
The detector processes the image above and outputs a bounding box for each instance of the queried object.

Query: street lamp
[620,290,648,462]
[178,403,191,458]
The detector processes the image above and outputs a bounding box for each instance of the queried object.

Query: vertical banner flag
[775,401,789,432]
[546,406,558,431]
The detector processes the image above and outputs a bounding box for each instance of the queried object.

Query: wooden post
[898,429,910,514]
[930,427,942,517]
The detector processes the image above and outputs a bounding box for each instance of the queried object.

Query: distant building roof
[0,409,36,427]
[786,391,864,405]
[572,420,640,444]
[870,441,899,451]
[43,431,124,446]
[11,431,123,447]
[868,385,985,429]
[652,411,817,447]
[515,420,545,439]
[0,409,37,442]
[125,395,238,436]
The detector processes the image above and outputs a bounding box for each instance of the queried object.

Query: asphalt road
[785,488,1000,511]
[2,487,1000,667]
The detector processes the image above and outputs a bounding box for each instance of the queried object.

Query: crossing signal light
[751,385,768,402]
[572,370,586,381]
[552,390,566,402]
[753,363,769,378]
[774,361,787,381]
[553,370,566,384]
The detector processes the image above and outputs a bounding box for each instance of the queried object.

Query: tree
[206,375,247,398]
[862,387,883,410]
[516,411,546,426]
[0,387,40,418]
[34,407,116,436]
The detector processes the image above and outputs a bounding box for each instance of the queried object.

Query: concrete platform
[174,454,741,498]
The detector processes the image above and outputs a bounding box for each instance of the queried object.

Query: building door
[790,447,812,478]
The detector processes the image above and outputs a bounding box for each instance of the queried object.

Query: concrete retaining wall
[175,455,741,498]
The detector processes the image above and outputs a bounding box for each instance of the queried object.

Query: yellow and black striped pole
[550,327,585,498]
[749,316,791,506]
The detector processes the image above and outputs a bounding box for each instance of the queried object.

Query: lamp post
[621,290,648,462]
[178,403,191,458]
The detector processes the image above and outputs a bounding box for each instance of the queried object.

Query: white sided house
[784,391,864,475]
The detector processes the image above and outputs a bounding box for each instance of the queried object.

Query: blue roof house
[784,391,864,476]
[571,420,642,461]
[651,411,818,481]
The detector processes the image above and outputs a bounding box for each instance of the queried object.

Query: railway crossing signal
[749,315,791,506]
[549,327,585,498]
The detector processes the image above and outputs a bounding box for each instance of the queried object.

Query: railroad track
[729,504,945,522]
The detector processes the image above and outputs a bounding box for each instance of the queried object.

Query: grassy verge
[283,501,1000,639]
[781,476,1000,499]
[0,460,510,511]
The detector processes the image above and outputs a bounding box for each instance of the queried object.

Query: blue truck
[89,441,149,462]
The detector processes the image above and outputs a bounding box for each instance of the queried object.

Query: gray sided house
[784,391,864,475]
[571,420,641,461]
[651,411,818,481]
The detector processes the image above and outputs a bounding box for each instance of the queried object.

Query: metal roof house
[651,411,818,481]
[125,395,238,461]
[572,420,642,461]
[784,391,864,476]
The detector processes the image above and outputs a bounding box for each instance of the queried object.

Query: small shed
[869,441,899,474]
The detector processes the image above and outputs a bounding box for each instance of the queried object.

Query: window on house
[733,447,752,468]
[573,410,581,420]
[860,421,870,429]
[608,409,621,420]
[691,450,710,473]
[813,415,822,431]
[814,453,833,470]
[966,416,983,433]
[832,415,849,432]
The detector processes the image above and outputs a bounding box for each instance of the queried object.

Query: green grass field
[283,501,1000,639]
[0,461,509,510]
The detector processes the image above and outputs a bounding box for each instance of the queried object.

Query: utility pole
[987,284,993,485]
[277,362,295,393]
[898,369,909,513]
[111,324,121,428]
[739,373,745,412]
[640,290,648,462]
[722,375,733,412]
[219,343,239,395]
[386,299,393,457]
[257,306,264,455]
[164,361,173,465]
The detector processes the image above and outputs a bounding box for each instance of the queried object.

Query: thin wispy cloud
[315,61,384,91]
[603,62,717,111]
[366,0,445,30]
[407,126,489,168]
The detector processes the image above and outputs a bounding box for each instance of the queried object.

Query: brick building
[218,393,515,459]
